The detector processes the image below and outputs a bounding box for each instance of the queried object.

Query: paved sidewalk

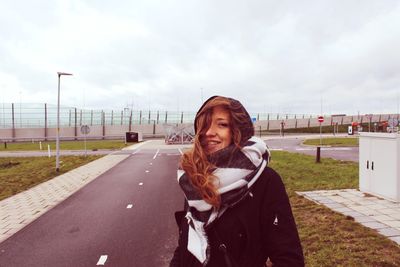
[297,189,400,245]
[0,141,150,244]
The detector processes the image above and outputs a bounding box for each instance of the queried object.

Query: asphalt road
[265,136,359,162]
[0,148,183,267]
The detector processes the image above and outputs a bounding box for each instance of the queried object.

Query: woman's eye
[218,123,229,128]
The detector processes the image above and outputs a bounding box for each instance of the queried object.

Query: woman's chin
[205,146,224,155]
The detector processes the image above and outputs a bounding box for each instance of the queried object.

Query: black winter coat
[170,167,304,267]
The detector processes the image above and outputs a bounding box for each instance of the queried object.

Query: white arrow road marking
[153,149,159,159]
[127,204,133,209]
[96,255,108,265]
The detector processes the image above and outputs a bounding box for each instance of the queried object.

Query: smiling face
[203,106,233,155]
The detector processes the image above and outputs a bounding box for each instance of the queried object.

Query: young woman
[170,96,304,267]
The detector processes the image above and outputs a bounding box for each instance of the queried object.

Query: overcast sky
[1,0,400,115]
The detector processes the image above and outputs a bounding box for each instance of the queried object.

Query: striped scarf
[177,136,270,265]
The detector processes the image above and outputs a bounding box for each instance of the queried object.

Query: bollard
[316,146,321,163]
[4,142,7,149]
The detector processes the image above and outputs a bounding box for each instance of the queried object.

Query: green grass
[0,155,102,201]
[0,140,131,151]
[269,151,400,266]
[303,137,359,147]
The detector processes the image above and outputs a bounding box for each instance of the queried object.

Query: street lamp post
[56,72,72,172]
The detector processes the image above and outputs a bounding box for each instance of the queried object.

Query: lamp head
[57,72,73,76]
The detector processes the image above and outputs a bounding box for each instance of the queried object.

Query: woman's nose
[206,124,216,136]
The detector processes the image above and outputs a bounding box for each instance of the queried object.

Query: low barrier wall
[0,114,398,141]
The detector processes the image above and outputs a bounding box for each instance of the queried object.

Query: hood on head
[194,95,254,144]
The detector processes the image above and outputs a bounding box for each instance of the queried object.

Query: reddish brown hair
[180,96,254,207]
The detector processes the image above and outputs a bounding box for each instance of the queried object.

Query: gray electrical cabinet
[359,132,400,202]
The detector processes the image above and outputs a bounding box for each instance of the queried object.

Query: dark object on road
[125,132,139,142]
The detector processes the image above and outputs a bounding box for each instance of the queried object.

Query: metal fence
[0,103,318,129]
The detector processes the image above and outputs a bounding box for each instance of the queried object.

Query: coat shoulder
[255,166,285,191]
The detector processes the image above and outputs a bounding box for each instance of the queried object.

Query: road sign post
[318,116,324,145]
[81,125,90,157]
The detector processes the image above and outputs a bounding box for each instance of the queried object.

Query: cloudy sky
[1,0,400,115]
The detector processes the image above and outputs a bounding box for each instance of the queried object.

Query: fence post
[44,103,48,141]
[121,111,123,125]
[91,110,93,126]
[181,112,183,124]
[102,110,105,139]
[12,103,15,142]
[139,110,142,125]
[129,110,132,132]
[111,110,114,125]
[148,110,151,124]
[74,108,78,140]
[157,111,159,124]
[165,111,168,123]
[267,113,270,131]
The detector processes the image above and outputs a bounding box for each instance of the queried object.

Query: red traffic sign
[318,116,324,123]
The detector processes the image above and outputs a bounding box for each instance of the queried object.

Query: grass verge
[0,155,102,201]
[269,151,400,266]
[0,140,131,151]
[303,137,359,147]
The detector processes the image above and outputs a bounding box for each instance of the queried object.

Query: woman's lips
[205,140,221,153]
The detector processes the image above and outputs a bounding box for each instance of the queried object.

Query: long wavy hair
[180,96,254,208]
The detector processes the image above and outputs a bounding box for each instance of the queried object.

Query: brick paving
[297,189,400,245]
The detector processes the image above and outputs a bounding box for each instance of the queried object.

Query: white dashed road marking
[139,182,143,186]
[145,170,150,173]
[153,149,159,159]
[96,255,108,265]
[178,149,183,155]
[126,204,133,209]
[131,149,141,155]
